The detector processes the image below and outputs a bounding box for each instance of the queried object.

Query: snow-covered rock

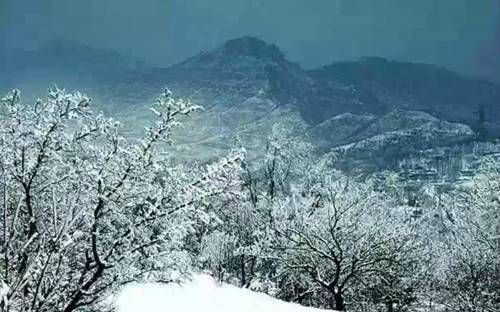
[116,275,330,312]
[335,119,475,160]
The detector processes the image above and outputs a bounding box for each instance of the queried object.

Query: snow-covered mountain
[2,36,499,167]
[309,110,475,156]
[309,57,500,136]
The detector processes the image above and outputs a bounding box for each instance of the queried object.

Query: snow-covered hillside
[116,275,330,312]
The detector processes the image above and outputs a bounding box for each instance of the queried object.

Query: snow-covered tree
[263,176,424,311]
[200,123,315,289]
[0,87,243,312]
[196,178,273,289]
[199,231,238,283]
[438,161,500,312]
[255,123,313,201]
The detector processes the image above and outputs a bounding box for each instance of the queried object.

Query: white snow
[116,274,330,312]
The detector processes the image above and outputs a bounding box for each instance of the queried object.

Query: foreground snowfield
[116,275,330,312]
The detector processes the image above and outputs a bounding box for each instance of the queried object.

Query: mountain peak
[222,36,285,61]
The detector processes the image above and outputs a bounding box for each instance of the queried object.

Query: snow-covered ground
[116,275,330,312]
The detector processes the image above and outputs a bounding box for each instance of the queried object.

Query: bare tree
[0,87,243,312]
[265,176,424,311]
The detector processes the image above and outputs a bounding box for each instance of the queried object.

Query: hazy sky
[1,0,499,80]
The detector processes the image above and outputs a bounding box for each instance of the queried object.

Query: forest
[0,87,497,312]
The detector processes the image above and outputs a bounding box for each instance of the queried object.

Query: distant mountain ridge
[2,36,499,169]
[135,37,499,137]
[308,57,500,136]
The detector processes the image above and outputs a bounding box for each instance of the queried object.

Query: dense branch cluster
[0,88,243,312]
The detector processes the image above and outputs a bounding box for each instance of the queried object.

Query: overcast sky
[1,0,499,81]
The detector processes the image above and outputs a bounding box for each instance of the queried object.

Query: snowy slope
[116,275,330,312]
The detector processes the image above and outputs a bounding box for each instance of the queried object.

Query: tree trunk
[386,301,394,312]
[333,291,346,311]
[240,254,246,287]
